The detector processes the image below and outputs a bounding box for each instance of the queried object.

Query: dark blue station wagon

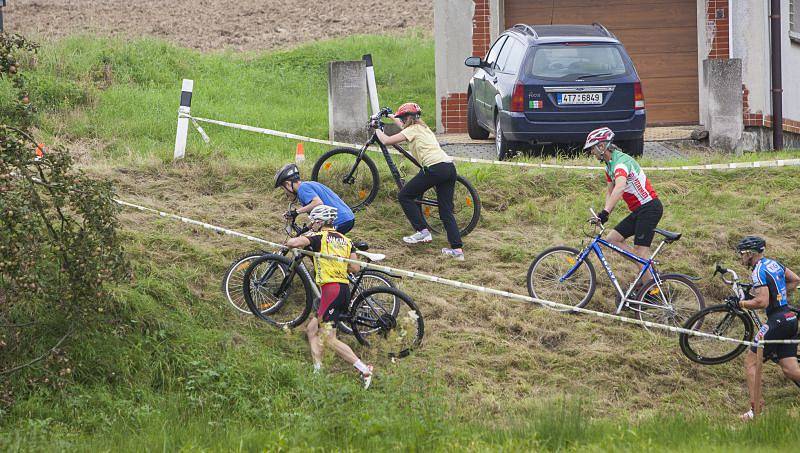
[465,24,646,159]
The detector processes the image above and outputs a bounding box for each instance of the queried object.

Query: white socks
[353,360,370,375]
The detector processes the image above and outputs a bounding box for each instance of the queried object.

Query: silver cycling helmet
[309,205,338,224]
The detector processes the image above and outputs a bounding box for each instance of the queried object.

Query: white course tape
[115,198,799,347]
[180,113,800,172]
[182,114,385,153]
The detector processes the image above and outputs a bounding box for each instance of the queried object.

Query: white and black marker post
[0,1,6,33]
[173,79,193,160]
[363,54,380,115]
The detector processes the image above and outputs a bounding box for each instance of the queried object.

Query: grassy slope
[3,34,800,451]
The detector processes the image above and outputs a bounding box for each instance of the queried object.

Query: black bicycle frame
[345,131,441,209]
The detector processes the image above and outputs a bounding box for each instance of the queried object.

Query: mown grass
[0,32,433,163]
[3,34,800,451]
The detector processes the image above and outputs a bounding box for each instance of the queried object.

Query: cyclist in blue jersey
[274,163,356,234]
[731,236,800,420]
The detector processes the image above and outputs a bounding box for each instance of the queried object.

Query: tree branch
[0,321,36,328]
[0,324,73,375]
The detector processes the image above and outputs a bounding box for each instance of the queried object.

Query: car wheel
[467,93,490,140]
[495,115,511,161]
[619,138,644,157]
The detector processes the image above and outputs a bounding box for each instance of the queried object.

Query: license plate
[557,92,602,105]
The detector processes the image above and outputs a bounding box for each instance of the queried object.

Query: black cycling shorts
[318,282,350,323]
[749,310,798,361]
[613,198,663,247]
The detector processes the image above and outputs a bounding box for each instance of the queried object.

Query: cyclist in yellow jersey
[285,205,374,388]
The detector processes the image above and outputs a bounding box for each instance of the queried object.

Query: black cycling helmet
[274,163,300,188]
[736,236,766,253]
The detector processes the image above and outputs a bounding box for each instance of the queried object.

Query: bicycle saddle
[654,228,682,243]
[352,241,369,251]
[356,250,385,262]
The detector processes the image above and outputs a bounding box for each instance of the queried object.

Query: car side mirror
[465,56,486,68]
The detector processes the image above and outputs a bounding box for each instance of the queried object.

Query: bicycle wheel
[242,254,313,328]
[679,304,753,365]
[527,246,596,312]
[634,274,705,332]
[350,286,423,358]
[337,271,399,335]
[311,148,380,211]
[420,175,481,237]
[221,250,267,314]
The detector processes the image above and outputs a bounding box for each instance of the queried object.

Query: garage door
[504,0,699,125]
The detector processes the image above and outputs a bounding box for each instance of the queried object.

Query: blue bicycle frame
[561,233,669,315]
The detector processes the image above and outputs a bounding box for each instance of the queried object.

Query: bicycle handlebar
[714,263,738,285]
[284,203,308,238]
[587,208,605,234]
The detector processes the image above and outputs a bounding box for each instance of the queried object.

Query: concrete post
[328,60,369,144]
[703,59,743,153]
[173,79,193,160]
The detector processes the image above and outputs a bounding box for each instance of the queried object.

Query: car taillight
[511,83,525,112]
[634,82,645,110]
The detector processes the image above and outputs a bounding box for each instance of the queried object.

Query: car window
[485,36,507,66]
[496,40,526,74]
[527,44,628,81]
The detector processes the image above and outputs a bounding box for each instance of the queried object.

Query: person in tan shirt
[375,102,464,260]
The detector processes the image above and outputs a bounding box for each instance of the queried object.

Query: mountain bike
[679,263,800,365]
[310,107,481,237]
[526,208,704,330]
[241,219,423,358]
[220,204,396,315]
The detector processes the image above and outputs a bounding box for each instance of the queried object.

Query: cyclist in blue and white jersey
[732,236,800,420]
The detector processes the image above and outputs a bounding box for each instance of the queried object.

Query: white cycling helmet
[583,127,615,150]
[309,205,338,224]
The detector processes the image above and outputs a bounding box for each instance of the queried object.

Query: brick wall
[472,0,491,57]
[706,0,730,59]
[441,1,491,133]
[440,93,468,133]
[742,84,800,134]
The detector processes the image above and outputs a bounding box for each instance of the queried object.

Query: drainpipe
[0,1,6,33]
[770,0,783,150]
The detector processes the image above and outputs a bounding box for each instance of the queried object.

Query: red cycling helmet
[583,127,615,150]
[395,102,422,118]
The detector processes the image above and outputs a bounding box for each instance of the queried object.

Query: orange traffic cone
[294,142,306,165]
[34,143,45,160]
[295,142,305,164]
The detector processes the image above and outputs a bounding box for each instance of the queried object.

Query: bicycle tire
[420,174,482,237]
[350,286,423,359]
[221,250,268,314]
[337,270,399,335]
[242,254,313,328]
[311,147,380,211]
[634,274,705,331]
[679,304,753,365]
[527,246,596,312]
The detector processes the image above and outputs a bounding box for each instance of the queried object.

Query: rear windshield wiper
[573,73,613,80]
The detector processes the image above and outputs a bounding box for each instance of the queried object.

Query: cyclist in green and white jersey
[584,127,663,260]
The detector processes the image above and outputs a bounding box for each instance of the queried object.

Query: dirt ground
[5,0,432,51]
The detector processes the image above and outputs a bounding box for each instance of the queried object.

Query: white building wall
[731,1,771,116]
[697,0,711,127]
[779,0,800,122]
[731,0,800,122]
[434,0,475,131]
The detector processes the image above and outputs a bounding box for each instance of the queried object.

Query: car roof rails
[592,23,617,40]
[511,23,538,39]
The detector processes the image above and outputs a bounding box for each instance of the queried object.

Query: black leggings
[397,162,462,249]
